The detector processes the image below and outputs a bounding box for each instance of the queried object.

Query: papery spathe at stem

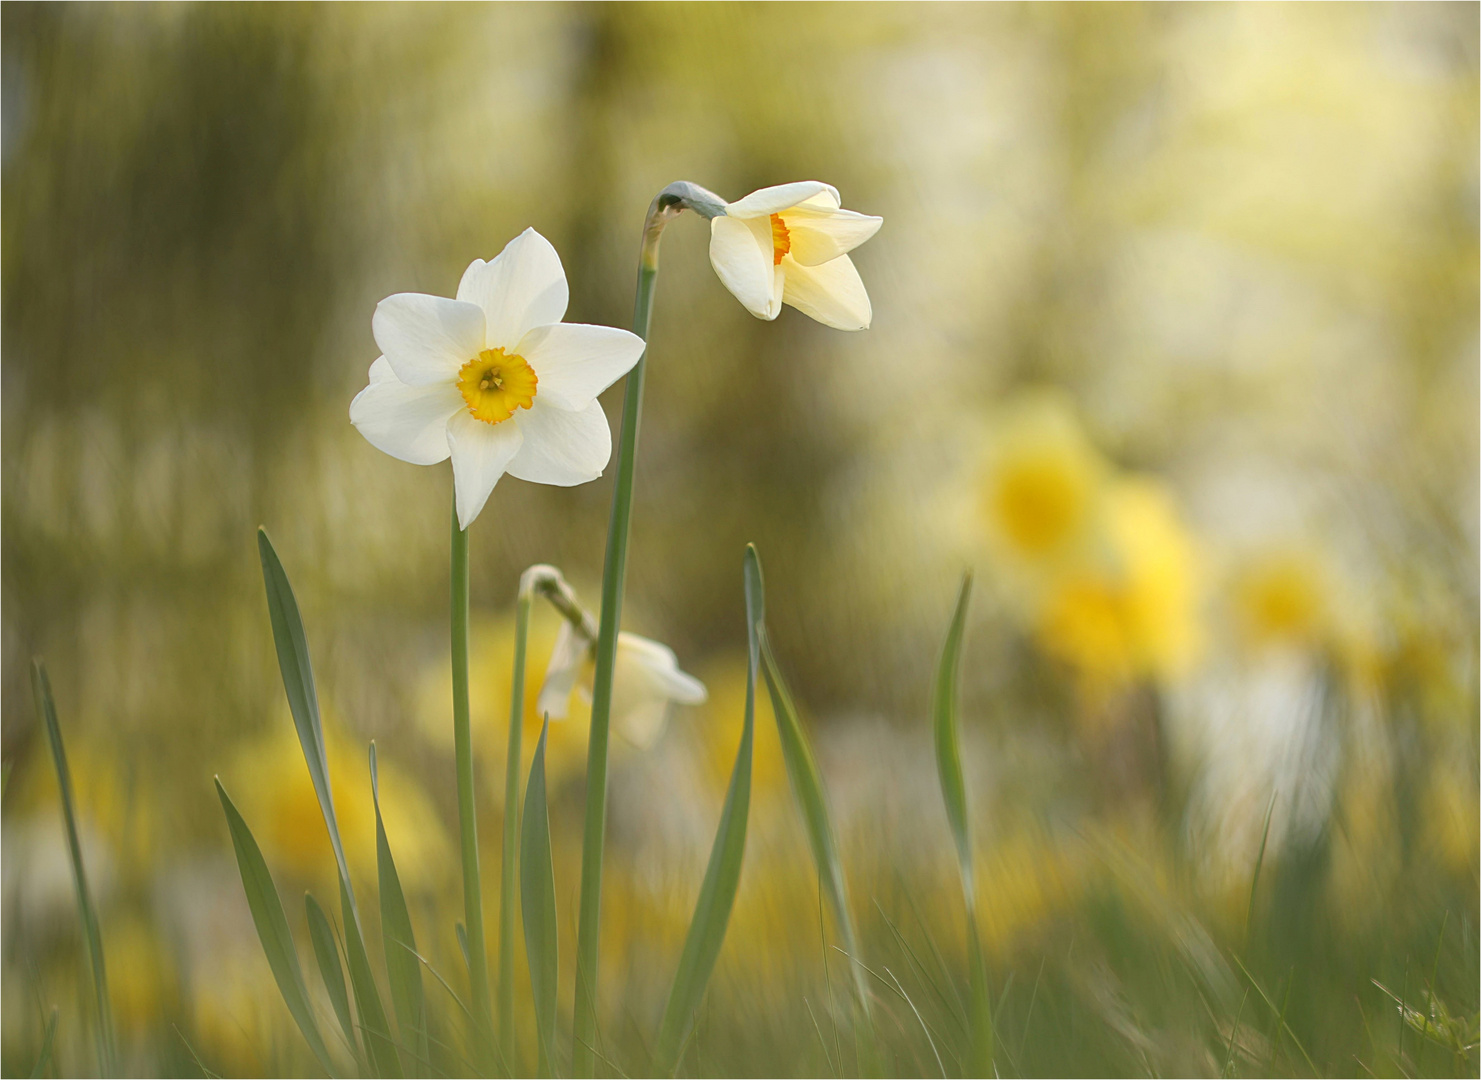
[350,228,646,529]
[709,181,882,330]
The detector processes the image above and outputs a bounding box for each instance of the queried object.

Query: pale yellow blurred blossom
[978,392,1108,573]
[1230,548,1330,652]
[538,621,707,750]
[351,228,646,528]
[1036,478,1202,692]
[976,393,1200,693]
[227,719,451,891]
[709,181,882,330]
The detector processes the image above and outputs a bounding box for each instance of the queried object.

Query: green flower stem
[498,584,530,1066]
[572,182,720,1077]
[451,499,494,1063]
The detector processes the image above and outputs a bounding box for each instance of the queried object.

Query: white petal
[372,293,485,386]
[506,398,611,486]
[537,620,588,721]
[456,228,569,349]
[781,254,872,331]
[446,410,524,530]
[616,635,708,703]
[710,215,781,320]
[796,189,842,210]
[350,357,463,465]
[612,701,670,750]
[610,633,707,749]
[781,206,883,267]
[516,323,646,410]
[724,181,841,218]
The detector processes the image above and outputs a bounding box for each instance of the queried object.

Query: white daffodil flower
[350,228,647,529]
[537,622,707,750]
[709,181,882,331]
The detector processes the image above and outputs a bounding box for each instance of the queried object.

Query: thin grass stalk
[31,662,117,1078]
[572,183,706,1077]
[451,498,494,1063]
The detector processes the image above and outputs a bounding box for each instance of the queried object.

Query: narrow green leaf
[932,573,974,884]
[306,893,358,1062]
[32,661,116,1078]
[757,631,870,1020]
[456,923,471,973]
[521,720,559,1077]
[930,572,993,1072]
[340,877,403,1078]
[29,1007,58,1079]
[257,528,354,894]
[652,547,764,1074]
[371,744,429,1069]
[214,778,336,1075]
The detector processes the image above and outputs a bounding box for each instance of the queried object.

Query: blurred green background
[2,3,1477,1077]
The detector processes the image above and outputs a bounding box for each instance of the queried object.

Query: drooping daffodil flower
[351,228,647,529]
[709,181,882,331]
[538,620,707,750]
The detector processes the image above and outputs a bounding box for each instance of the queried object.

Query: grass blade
[757,628,870,1022]
[31,661,116,1078]
[521,720,559,1077]
[371,743,428,1069]
[306,893,359,1062]
[340,876,403,1078]
[930,573,994,1073]
[214,777,336,1075]
[29,1007,58,1079]
[652,546,764,1074]
[257,528,355,896]
[1245,789,1278,945]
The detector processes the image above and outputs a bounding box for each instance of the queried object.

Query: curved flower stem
[571,182,722,1077]
[451,499,495,1066]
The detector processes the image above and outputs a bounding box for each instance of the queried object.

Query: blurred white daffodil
[351,228,646,529]
[709,181,882,330]
[538,621,707,750]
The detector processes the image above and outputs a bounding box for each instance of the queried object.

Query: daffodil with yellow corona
[707,181,882,330]
[351,227,647,528]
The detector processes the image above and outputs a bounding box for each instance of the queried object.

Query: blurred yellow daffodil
[538,621,707,750]
[1036,477,1201,692]
[978,391,1108,571]
[709,181,881,330]
[350,228,646,528]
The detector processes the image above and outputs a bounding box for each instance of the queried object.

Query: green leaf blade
[930,572,993,1074]
[757,631,869,1019]
[214,778,336,1076]
[31,661,116,1078]
[371,744,428,1070]
[932,573,974,885]
[340,877,404,1078]
[652,545,764,1075]
[521,720,559,1077]
[257,528,353,893]
[306,893,358,1063]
